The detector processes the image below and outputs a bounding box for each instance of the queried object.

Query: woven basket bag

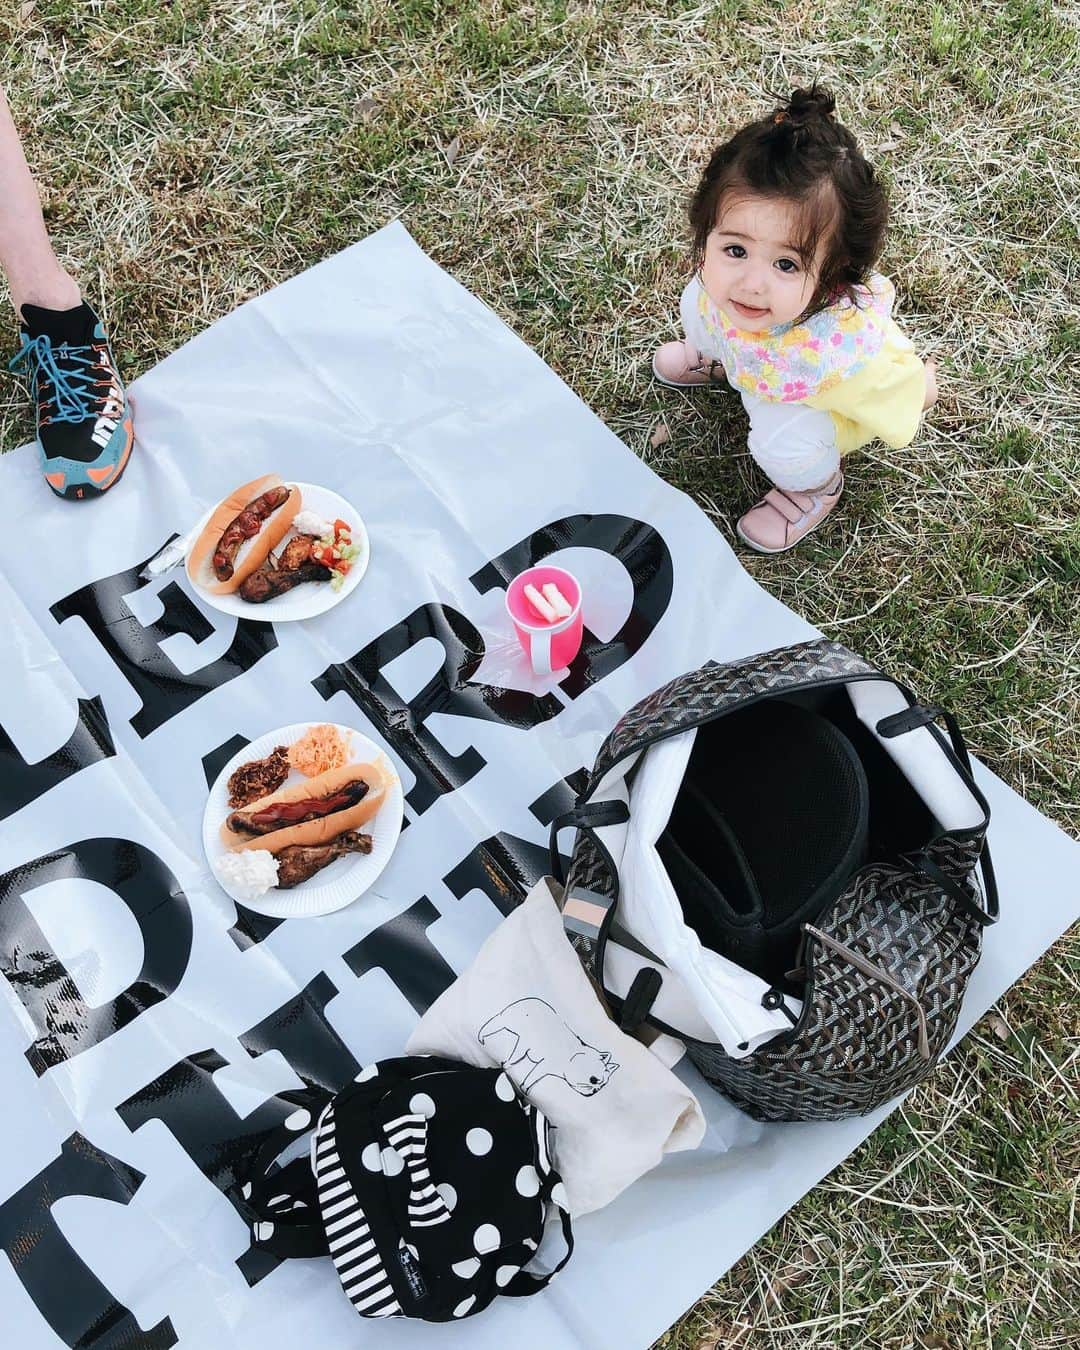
[556,638,999,1122]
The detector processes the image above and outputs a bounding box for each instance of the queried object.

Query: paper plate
[185,482,370,621]
[203,723,403,918]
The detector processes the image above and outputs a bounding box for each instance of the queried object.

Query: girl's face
[700,195,821,331]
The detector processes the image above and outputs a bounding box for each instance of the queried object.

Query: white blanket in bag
[584,731,802,1054]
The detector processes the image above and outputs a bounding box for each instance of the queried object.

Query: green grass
[2,2,1078,1345]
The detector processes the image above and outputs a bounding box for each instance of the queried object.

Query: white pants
[680,278,841,492]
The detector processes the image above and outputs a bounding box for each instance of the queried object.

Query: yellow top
[694,273,926,455]
[804,328,926,455]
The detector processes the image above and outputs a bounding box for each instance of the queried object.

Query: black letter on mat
[0,1133,177,1348]
[443,772,587,916]
[313,603,561,815]
[50,541,277,738]
[118,974,360,1287]
[342,897,457,1015]
[0,839,193,1075]
[0,696,115,822]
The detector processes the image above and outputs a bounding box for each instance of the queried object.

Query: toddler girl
[653,85,936,552]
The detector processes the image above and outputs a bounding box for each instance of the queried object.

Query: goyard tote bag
[553,638,999,1121]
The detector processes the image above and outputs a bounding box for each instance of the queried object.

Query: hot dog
[220,761,390,854]
[187,475,302,595]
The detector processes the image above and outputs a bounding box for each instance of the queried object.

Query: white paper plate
[185,482,370,621]
[203,723,403,918]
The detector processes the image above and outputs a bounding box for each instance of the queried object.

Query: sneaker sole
[46,421,135,502]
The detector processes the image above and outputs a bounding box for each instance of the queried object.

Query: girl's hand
[923,357,939,411]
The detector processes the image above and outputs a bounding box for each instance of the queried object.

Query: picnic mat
[0,222,1076,1349]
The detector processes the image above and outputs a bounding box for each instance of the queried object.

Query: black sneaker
[8,302,133,500]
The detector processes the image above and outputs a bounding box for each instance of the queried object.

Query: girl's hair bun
[777,85,836,129]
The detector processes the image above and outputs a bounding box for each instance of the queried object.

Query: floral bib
[696,272,896,404]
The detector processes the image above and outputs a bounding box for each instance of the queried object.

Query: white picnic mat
[0,222,1075,1349]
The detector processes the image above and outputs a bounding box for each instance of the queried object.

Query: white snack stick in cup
[524,583,558,624]
[542,583,573,619]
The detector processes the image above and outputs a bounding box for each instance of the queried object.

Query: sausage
[220,761,391,855]
[226,779,370,837]
[212,485,293,582]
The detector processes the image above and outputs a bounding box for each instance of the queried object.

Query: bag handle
[245,1093,331,1259]
[248,1156,328,1258]
[502,1177,575,1297]
[549,798,630,885]
[556,823,634,1017]
[878,701,1000,925]
[912,848,999,926]
[588,638,879,788]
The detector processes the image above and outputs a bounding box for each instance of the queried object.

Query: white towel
[407,877,705,1216]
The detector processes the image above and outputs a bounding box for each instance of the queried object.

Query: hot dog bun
[220,761,390,854]
[187,474,301,595]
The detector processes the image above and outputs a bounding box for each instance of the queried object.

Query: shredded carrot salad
[288,724,351,777]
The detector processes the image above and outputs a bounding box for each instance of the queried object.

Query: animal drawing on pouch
[477,998,620,1096]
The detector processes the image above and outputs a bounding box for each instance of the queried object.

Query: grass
[2,1,1078,1345]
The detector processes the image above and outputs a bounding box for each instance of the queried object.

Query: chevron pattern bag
[554,639,999,1121]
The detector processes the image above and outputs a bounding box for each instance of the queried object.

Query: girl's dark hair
[689,85,888,318]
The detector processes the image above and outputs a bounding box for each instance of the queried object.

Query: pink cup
[506,565,583,675]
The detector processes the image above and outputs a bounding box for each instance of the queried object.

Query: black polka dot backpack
[242,1055,573,1322]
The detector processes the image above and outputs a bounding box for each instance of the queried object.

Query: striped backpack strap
[312,1100,403,1319]
[382,1111,452,1229]
[247,1098,406,1318]
[245,1059,466,1272]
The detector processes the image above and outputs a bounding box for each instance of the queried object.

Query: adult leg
[2,84,133,499]
[0,86,81,316]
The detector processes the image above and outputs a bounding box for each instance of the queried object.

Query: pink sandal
[651,339,726,388]
[736,475,844,554]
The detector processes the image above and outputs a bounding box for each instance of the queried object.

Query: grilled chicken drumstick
[238,559,332,603]
[275,533,319,572]
[275,831,373,888]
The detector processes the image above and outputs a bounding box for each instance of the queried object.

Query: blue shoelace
[9,333,109,424]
